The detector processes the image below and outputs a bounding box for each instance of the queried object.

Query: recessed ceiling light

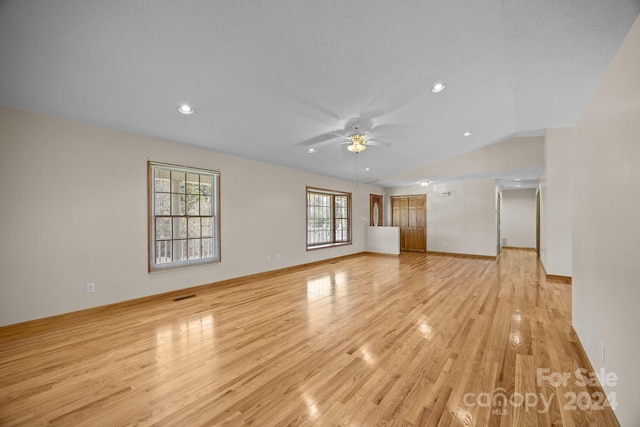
[431,82,446,93]
[306,148,316,154]
[514,178,521,181]
[462,131,473,137]
[177,104,195,115]
[419,180,430,187]
[515,184,522,187]
[364,167,371,171]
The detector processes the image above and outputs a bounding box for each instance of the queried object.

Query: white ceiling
[1,1,638,187]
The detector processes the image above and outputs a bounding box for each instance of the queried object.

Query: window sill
[306,242,352,251]
[149,257,220,272]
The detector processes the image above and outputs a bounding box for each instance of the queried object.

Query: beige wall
[539,127,572,277]
[384,179,498,257]
[0,106,380,326]
[381,136,545,258]
[381,136,543,184]
[500,188,537,248]
[572,16,640,426]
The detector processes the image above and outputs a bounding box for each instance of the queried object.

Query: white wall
[384,179,497,257]
[539,128,572,276]
[0,106,380,326]
[365,226,400,255]
[572,16,640,426]
[500,188,536,249]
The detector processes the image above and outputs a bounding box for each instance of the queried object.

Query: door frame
[369,194,383,226]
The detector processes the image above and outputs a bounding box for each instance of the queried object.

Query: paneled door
[391,195,426,252]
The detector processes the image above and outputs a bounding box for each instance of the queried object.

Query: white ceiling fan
[295,115,401,153]
[291,70,440,154]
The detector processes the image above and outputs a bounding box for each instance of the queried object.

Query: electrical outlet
[267,256,271,262]
[86,283,95,293]
[275,254,282,262]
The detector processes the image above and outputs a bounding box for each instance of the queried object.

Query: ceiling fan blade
[359,109,387,121]
[368,123,426,140]
[330,130,350,138]
[366,139,392,147]
[314,136,350,148]
[294,132,343,147]
[261,79,342,126]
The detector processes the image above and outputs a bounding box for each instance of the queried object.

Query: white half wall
[0,106,380,327]
[500,188,537,249]
[539,128,572,277]
[572,16,640,426]
[384,179,497,257]
[365,227,400,255]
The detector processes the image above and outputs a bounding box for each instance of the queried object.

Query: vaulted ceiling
[1,1,638,187]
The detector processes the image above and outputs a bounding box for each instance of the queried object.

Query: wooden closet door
[391,195,426,252]
[410,196,426,252]
[397,197,409,250]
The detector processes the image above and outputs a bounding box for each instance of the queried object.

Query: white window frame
[148,161,220,271]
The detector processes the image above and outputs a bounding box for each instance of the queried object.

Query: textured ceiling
[1,1,638,187]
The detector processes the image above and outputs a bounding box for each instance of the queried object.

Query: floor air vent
[173,294,196,302]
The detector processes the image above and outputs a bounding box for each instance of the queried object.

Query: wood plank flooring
[0,249,619,426]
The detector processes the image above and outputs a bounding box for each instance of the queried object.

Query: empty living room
[1,2,639,426]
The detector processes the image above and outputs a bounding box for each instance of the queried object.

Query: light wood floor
[0,249,618,426]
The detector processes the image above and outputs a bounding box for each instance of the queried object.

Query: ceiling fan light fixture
[431,82,446,93]
[347,143,366,153]
[347,134,368,153]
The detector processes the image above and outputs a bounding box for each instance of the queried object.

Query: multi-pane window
[148,162,220,271]
[306,187,351,249]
